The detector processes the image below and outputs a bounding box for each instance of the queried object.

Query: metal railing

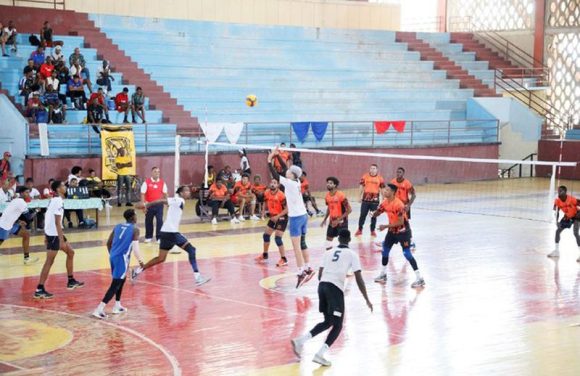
[11,0,65,9]
[499,153,537,178]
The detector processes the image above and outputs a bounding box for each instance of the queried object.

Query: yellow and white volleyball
[245,94,258,107]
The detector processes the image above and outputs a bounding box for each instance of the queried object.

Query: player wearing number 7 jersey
[291,229,372,367]
[92,209,144,319]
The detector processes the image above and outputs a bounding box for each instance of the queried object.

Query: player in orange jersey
[372,183,424,288]
[321,177,352,250]
[233,173,259,221]
[300,172,323,217]
[356,164,385,237]
[548,185,580,261]
[391,167,416,250]
[255,179,289,267]
[252,175,268,218]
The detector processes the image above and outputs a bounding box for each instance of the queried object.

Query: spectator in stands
[46,70,66,104]
[67,75,87,109]
[25,178,41,200]
[208,178,238,225]
[42,178,55,198]
[26,92,45,122]
[0,178,14,203]
[22,59,37,76]
[68,47,91,81]
[114,87,130,123]
[115,147,133,206]
[51,44,65,64]
[44,84,66,124]
[239,149,251,175]
[32,72,45,96]
[0,152,11,181]
[131,87,146,123]
[70,58,93,93]
[64,178,86,228]
[206,165,216,186]
[86,169,110,199]
[252,175,267,216]
[30,46,45,69]
[87,88,110,124]
[68,166,83,184]
[2,21,17,55]
[217,165,234,189]
[39,56,55,80]
[0,22,11,57]
[96,60,115,94]
[19,68,35,106]
[40,21,53,47]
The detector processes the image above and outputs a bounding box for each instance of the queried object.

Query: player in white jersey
[132,186,210,286]
[268,146,314,288]
[34,180,84,299]
[291,229,373,366]
[0,186,38,264]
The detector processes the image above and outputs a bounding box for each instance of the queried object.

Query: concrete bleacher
[90,15,498,147]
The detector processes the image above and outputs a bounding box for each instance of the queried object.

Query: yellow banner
[101,126,137,180]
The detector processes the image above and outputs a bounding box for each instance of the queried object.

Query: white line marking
[0,360,26,370]
[0,303,182,376]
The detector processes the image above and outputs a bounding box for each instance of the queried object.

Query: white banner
[200,122,225,143]
[224,122,245,144]
[38,122,50,156]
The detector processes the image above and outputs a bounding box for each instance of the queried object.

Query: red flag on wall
[374,121,406,134]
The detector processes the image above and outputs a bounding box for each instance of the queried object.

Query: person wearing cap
[51,44,65,64]
[0,152,11,181]
[114,87,131,123]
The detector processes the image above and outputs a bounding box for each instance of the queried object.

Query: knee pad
[300,235,308,250]
[184,243,196,256]
[275,236,283,247]
[381,243,391,258]
[263,233,271,243]
[402,247,413,261]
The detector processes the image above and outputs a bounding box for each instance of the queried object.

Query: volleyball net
[182,139,578,223]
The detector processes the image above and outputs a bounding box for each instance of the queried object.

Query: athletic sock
[316,344,329,357]
[36,284,44,291]
[301,332,313,342]
[262,252,268,259]
[282,256,288,262]
[24,253,30,258]
[194,272,200,279]
[555,244,560,251]
[97,302,106,312]
[114,301,122,308]
[415,270,422,279]
[68,275,74,282]
[381,266,387,274]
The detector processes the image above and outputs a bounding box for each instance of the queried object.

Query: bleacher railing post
[410,122,414,146]
[331,122,334,147]
[289,123,292,143]
[371,122,375,148]
[145,123,148,153]
[88,125,92,154]
[447,121,451,144]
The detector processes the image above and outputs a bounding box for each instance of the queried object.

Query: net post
[548,164,557,222]
[174,135,181,191]
[204,141,209,188]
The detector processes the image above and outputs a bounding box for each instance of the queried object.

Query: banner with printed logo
[101,126,136,180]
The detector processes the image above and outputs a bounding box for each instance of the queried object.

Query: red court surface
[1,198,580,375]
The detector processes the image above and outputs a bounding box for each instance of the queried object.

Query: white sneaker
[24,256,39,265]
[231,218,240,224]
[211,218,218,225]
[144,238,152,243]
[157,239,160,244]
[411,278,425,288]
[547,250,560,258]
[195,274,211,286]
[313,354,331,367]
[250,215,260,221]
[238,215,246,222]
[291,338,305,358]
[112,305,127,314]
[92,310,107,319]
[374,273,387,283]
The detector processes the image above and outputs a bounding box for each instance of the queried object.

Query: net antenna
[205,141,577,222]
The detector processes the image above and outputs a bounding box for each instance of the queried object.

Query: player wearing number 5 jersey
[92,209,144,319]
[291,229,372,367]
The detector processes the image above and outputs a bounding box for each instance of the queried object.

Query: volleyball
[245,94,257,107]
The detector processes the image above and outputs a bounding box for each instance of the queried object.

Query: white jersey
[0,198,28,231]
[280,176,307,217]
[44,196,64,237]
[240,156,250,171]
[29,188,41,199]
[321,245,362,292]
[160,197,184,233]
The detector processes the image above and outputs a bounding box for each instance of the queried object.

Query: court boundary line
[0,303,182,376]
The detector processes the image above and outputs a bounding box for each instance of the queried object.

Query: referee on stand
[140,166,167,243]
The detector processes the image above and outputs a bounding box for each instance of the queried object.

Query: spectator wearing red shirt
[114,87,130,123]
[26,92,45,122]
[0,152,11,181]
[87,88,110,124]
[39,56,54,80]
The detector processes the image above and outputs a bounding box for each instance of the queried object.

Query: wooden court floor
[1,178,579,375]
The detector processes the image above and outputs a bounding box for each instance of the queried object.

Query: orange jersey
[252,184,267,195]
[209,183,228,200]
[325,190,349,220]
[234,181,252,196]
[273,151,291,173]
[300,178,309,194]
[377,197,407,233]
[554,195,578,219]
[391,178,413,204]
[265,189,286,216]
[360,173,385,202]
